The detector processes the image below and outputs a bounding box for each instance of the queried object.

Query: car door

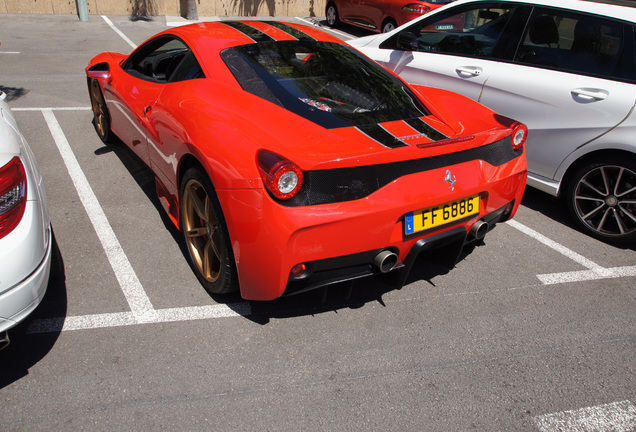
[478,7,636,181]
[355,0,388,30]
[373,2,525,100]
[107,37,189,164]
[105,71,158,164]
[113,36,196,169]
[146,49,206,191]
[339,0,364,24]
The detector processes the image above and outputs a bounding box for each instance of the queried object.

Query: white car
[349,0,636,243]
[0,90,52,350]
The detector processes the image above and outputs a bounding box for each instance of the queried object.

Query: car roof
[163,20,343,57]
[447,0,636,21]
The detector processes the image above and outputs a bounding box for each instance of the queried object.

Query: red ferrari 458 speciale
[86,20,527,301]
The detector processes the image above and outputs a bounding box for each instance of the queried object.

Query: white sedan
[0,90,52,350]
[349,0,636,243]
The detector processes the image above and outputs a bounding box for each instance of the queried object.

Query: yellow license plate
[405,194,480,235]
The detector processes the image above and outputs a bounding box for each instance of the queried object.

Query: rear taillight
[511,122,528,150]
[257,150,304,200]
[0,157,27,239]
[403,3,431,13]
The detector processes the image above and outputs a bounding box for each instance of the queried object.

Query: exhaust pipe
[0,331,9,351]
[373,250,398,273]
[470,220,489,241]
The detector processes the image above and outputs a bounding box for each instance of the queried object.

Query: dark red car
[326,0,453,33]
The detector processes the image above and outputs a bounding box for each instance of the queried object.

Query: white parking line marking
[24,108,250,334]
[505,220,635,285]
[537,266,636,285]
[506,220,603,270]
[41,109,156,321]
[101,15,137,49]
[28,303,249,333]
[533,400,636,432]
[14,107,92,111]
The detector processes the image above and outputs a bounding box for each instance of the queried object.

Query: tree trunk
[185,0,199,20]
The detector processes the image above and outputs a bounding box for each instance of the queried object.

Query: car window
[514,8,633,81]
[383,3,518,59]
[123,36,205,83]
[222,41,430,129]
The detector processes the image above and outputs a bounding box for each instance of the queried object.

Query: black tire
[566,155,636,244]
[180,167,239,295]
[381,18,397,33]
[89,79,115,144]
[326,3,340,27]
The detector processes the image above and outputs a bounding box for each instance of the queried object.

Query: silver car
[349,0,636,243]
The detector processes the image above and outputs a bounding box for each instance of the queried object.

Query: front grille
[279,136,521,207]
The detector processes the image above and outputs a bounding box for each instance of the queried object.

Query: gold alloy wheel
[90,80,109,141]
[182,178,222,283]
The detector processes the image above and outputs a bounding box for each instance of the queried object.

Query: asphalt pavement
[0,13,635,431]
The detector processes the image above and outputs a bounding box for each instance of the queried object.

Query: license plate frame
[405,194,480,235]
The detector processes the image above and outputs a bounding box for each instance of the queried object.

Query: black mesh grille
[278,136,521,207]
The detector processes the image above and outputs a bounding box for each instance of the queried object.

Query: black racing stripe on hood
[405,118,448,141]
[262,21,316,40]
[357,124,408,149]
[223,21,275,42]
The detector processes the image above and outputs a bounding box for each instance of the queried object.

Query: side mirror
[86,63,111,80]
[397,32,418,51]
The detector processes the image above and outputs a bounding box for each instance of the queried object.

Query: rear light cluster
[0,157,27,240]
[403,3,431,13]
[511,122,528,150]
[257,150,304,200]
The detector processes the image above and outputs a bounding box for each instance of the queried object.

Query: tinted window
[222,41,429,129]
[515,8,633,81]
[382,3,519,59]
[123,36,204,83]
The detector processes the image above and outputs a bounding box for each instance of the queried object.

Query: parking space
[1,14,635,431]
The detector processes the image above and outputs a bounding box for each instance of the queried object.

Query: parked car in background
[0,90,52,350]
[349,0,636,243]
[326,0,454,33]
[86,21,527,301]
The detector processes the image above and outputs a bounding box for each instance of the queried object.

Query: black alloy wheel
[566,156,636,244]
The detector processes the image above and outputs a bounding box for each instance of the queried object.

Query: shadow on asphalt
[0,85,29,102]
[0,232,66,390]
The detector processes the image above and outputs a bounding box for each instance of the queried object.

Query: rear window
[221,41,429,129]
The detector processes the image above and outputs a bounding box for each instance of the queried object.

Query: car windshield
[221,41,429,129]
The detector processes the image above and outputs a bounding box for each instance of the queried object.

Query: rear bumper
[219,156,527,301]
[0,227,51,333]
[283,200,514,296]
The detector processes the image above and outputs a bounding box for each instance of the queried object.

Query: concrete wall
[0,0,324,17]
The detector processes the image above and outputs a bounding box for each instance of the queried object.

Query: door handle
[144,106,152,116]
[571,88,608,101]
[456,66,482,77]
